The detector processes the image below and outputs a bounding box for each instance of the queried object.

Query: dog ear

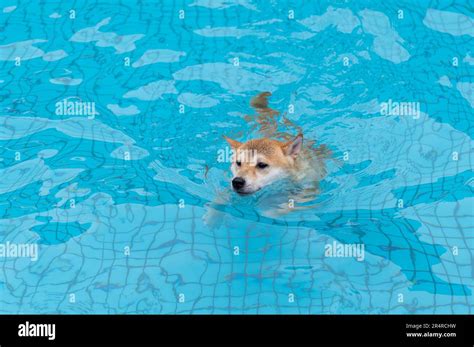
[282,134,303,157]
[223,136,242,149]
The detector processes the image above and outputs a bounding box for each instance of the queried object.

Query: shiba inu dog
[224,134,323,195]
[223,92,329,196]
[204,92,331,226]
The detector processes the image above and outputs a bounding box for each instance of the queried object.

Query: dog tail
[250,91,272,110]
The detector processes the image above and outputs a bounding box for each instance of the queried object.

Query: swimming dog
[204,92,330,225]
[224,92,329,196]
[224,134,321,195]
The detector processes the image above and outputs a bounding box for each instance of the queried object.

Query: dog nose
[232,177,245,190]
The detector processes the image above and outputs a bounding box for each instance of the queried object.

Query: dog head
[224,134,303,194]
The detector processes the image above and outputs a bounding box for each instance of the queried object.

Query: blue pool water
[0,0,473,314]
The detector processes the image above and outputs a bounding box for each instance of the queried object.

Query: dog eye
[257,162,268,169]
[236,161,241,166]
